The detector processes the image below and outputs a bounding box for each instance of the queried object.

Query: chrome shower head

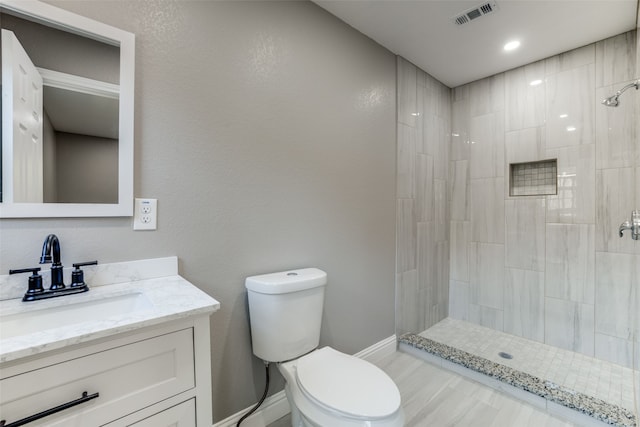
[601,94,620,107]
[601,79,639,107]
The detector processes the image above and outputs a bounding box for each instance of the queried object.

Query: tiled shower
[396,27,639,419]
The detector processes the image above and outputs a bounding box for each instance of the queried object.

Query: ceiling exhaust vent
[454,2,499,26]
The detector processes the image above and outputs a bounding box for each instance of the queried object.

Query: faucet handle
[620,210,640,240]
[72,261,98,268]
[619,220,631,237]
[71,261,98,288]
[10,267,44,296]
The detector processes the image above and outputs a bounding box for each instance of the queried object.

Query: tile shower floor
[418,318,640,417]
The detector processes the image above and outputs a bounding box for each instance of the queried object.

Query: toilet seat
[295,347,401,420]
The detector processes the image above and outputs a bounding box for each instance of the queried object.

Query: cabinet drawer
[127,399,195,427]
[0,328,194,426]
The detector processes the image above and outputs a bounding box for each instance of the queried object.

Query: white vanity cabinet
[0,315,213,427]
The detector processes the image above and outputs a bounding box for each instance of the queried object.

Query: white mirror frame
[0,0,134,218]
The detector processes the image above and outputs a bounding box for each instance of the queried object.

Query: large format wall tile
[450,160,470,221]
[471,178,505,243]
[449,280,469,321]
[505,61,546,132]
[417,84,431,152]
[595,333,640,370]
[637,29,640,74]
[469,73,505,117]
[450,221,470,282]
[417,221,436,300]
[396,269,418,336]
[545,44,595,75]
[397,199,416,272]
[505,127,546,166]
[505,199,545,271]
[544,297,595,356]
[470,112,505,179]
[546,64,595,149]
[504,268,544,342]
[435,241,450,319]
[468,304,504,331]
[546,144,595,224]
[397,123,417,199]
[596,167,637,254]
[469,243,504,310]
[595,83,638,169]
[434,179,448,242]
[398,58,417,127]
[637,166,640,209]
[451,97,470,161]
[416,154,434,222]
[595,252,639,341]
[545,224,595,304]
[595,31,637,87]
[433,116,450,180]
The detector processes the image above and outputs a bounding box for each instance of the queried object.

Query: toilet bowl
[278,347,404,427]
[245,268,404,427]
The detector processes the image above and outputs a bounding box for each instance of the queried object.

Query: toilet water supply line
[237,361,270,427]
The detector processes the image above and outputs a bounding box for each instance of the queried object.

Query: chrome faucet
[40,234,65,290]
[619,210,640,240]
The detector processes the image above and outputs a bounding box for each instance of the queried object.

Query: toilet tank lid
[245,268,327,294]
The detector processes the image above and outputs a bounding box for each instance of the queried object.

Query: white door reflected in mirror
[2,29,44,203]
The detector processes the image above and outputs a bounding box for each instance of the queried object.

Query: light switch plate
[133,198,157,230]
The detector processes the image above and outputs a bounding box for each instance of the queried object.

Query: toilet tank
[245,268,327,362]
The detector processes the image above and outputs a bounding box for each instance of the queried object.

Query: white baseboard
[213,335,397,427]
[354,334,398,364]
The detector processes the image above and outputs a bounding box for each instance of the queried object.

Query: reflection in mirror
[2,13,119,204]
[0,0,134,217]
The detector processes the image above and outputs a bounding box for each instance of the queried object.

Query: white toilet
[245,268,404,427]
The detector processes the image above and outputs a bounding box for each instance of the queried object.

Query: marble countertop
[0,258,220,364]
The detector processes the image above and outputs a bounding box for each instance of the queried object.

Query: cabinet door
[128,399,195,427]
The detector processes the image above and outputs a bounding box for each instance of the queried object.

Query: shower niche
[509,159,557,197]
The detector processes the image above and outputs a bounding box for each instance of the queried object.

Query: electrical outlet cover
[133,198,157,230]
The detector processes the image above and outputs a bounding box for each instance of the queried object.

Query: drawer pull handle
[0,391,99,427]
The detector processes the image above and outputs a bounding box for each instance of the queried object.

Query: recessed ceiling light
[559,114,568,118]
[530,79,543,86]
[566,126,577,132]
[504,40,520,51]
[411,112,421,116]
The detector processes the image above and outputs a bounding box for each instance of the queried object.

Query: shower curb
[399,333,637,427]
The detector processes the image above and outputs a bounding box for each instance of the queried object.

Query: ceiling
[44,86,119,140]
[313,0,639,88]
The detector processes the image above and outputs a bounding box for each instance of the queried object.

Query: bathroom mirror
[0,0,134,217]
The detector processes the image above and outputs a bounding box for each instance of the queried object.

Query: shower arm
[615,79,639,96]
[601,79,639,106]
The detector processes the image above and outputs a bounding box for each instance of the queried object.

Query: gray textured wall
[0,0,397,421]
